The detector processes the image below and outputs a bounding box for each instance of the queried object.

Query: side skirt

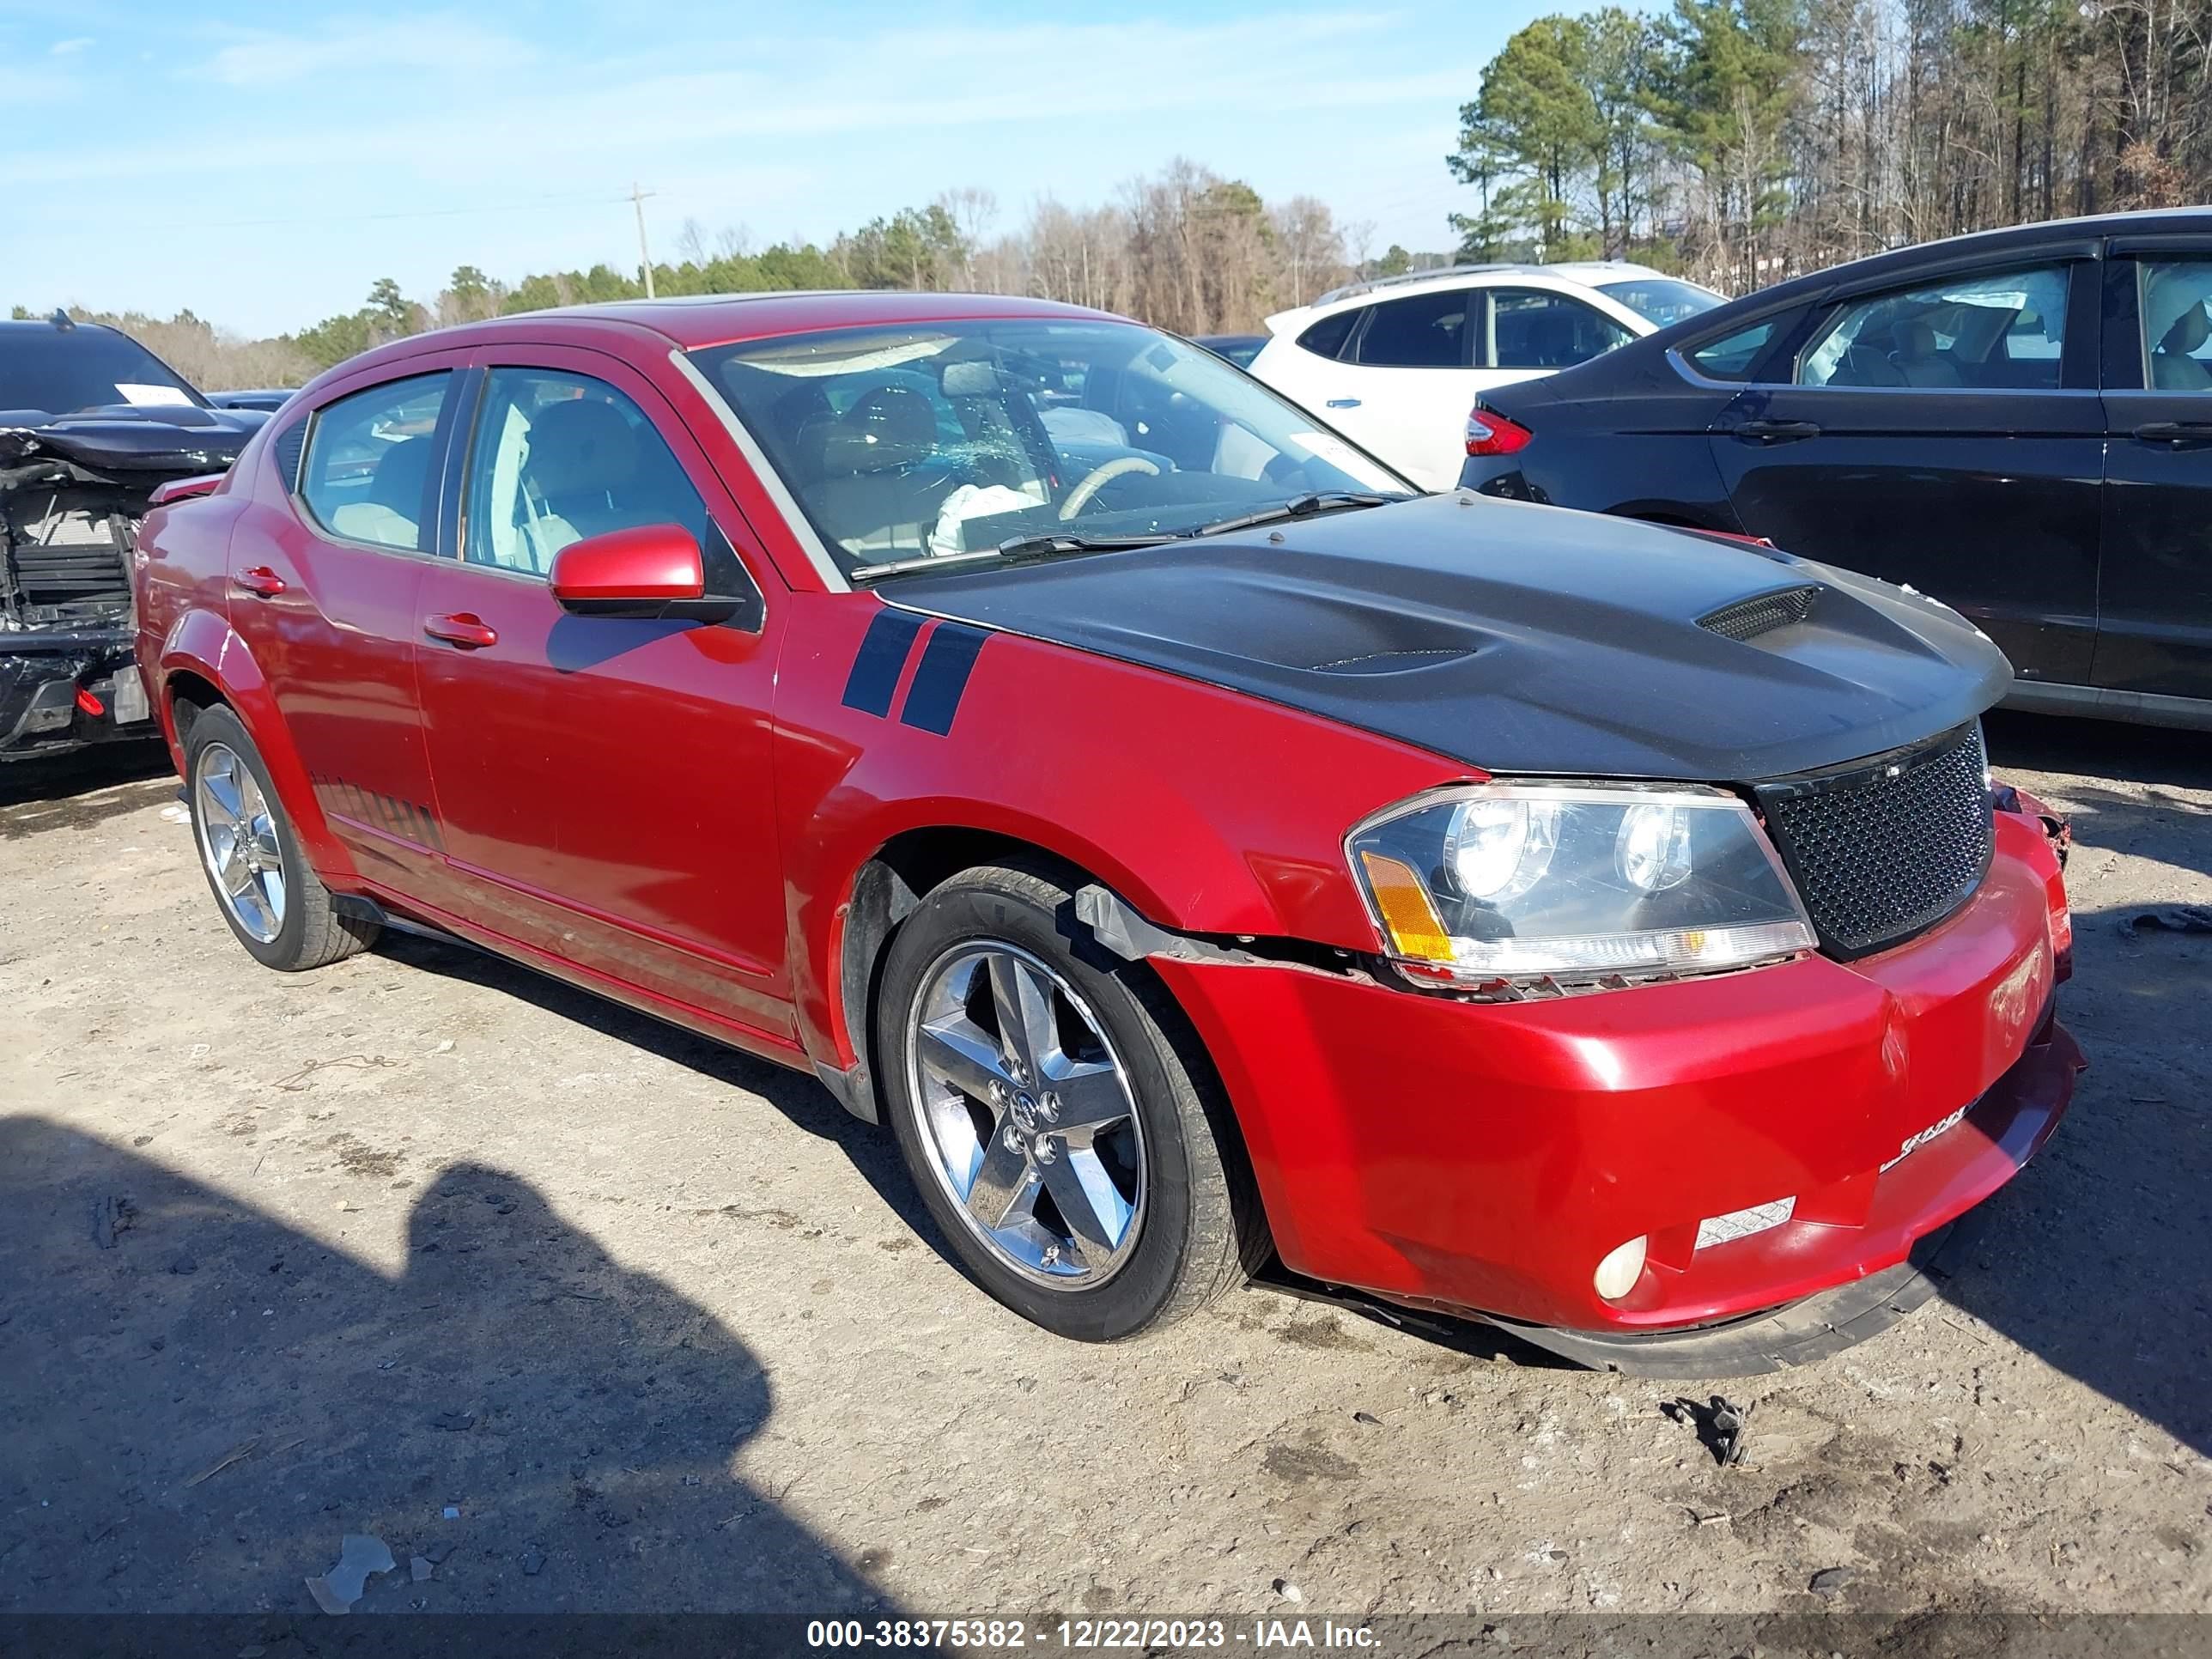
[330,890,822,1081]
[2003,678,2212,731]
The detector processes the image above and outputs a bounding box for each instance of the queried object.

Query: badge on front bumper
[1880,1103,1970,1173]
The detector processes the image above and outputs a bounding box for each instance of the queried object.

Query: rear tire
[875,859,1260,1341]
[184,704,378,971]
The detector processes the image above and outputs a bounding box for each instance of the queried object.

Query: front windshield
[690,319,1412,575]
[0,326,204,416]
[1596,277,1725,328]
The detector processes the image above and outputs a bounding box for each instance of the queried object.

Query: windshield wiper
[1191,492,1406,539]
[848,497,1405,583]
[996,531,1177,562]
[850,532,1175,583]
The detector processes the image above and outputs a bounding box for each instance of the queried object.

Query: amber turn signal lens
[1358,849,1454,962]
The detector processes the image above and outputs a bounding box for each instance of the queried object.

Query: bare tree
[935,187,1001,289]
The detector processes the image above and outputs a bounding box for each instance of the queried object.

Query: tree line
[11,162,1385,386]
[1452,0,2212,293]
[23,2,2208,389]
[276,165,1375,372]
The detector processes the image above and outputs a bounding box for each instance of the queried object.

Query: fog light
[1593,1235,1647,1302]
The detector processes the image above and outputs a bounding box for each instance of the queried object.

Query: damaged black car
[2,313,262,760]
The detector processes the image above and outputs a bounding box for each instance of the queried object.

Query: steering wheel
[1058,455,1160,520]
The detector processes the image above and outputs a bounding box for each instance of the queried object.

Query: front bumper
[1156,807,2081,1351]
[1,630,156,760]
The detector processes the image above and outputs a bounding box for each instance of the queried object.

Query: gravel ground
[1,712,2206,1634]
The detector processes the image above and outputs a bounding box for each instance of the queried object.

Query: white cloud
[202,14,529,87]
[51,35,93,55]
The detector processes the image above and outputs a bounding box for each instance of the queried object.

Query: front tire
[184,704,377,971]
[875,860,1259,1341]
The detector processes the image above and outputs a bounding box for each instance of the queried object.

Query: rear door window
[1352,290,1470,368]
[298,373,450,551]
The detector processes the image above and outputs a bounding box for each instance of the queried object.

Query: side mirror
[547,524,706,618]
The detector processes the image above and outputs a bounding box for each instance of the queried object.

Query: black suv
[1,316,262,759]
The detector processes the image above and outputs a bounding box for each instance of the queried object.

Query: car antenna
[50,308,75,331]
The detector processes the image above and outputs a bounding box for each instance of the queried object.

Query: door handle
[1729,420,1822,444]
[422,613,498,649]
[1325,398,1362,409]
[2134,421,2212,447]
[233,567,287,599]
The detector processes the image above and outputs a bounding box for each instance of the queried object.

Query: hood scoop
[884,494,2012,781]
[1698,584,1822,642]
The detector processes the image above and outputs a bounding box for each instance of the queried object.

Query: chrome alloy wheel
[907,941,1146,1287]
[193,741,287,944]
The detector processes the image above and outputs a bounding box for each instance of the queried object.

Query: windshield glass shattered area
[0,328,204,418]
[691,320,1411,575]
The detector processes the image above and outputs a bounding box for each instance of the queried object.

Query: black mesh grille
[1699,584,1820,642]
[1752,722,1992,959]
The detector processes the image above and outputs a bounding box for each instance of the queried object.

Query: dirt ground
[2,712,2206,1636]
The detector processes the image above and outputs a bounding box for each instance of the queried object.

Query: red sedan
[133,293,2082,1370]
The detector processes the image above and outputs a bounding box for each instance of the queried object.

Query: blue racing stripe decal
[898,623,990,736]
[842,609,927,716]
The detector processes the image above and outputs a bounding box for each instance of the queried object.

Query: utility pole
[629,182,658,299]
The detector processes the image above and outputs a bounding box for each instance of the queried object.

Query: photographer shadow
[0,1115,893,1617]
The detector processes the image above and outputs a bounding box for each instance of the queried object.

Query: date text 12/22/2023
[804,1618,1380,1650]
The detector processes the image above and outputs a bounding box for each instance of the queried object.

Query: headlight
[1348,781,1814,988]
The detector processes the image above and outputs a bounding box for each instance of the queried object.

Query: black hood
[883,494,2013,782]
[0,403,263,477]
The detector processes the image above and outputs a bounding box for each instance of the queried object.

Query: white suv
[1247,262,1723,489]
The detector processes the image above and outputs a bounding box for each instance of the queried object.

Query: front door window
[1797,265,2070,390]
[2137,260,2212,391]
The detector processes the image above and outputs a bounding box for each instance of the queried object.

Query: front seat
[1890,319,1963,387]
[811,384,954,549]
[2152,303,2212,390]
[521,398,641,546]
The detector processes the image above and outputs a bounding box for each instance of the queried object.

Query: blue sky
[3,1,1563,338]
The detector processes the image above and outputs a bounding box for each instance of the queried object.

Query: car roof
[1685,207,2212,326]
[350,290,1127,367]
[0,317,131,341]
[1302,259,1680,313]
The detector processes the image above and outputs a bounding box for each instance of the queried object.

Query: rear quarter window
[1296,309,1359,361]
[1686,320,1781,381]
